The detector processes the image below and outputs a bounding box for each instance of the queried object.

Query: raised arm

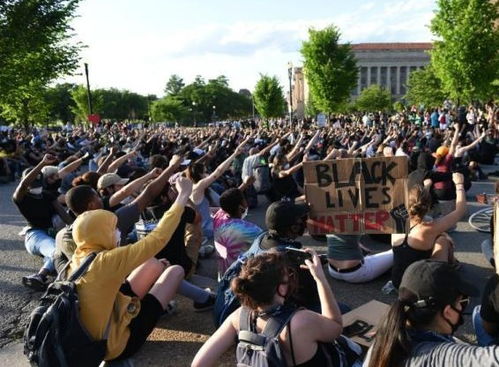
[13,154,57,202]
[191,137,250,204]
[448,125,460,156]
[96,147,117,175]
[108,168,161,208]
[455,131,486,157]
[132,155,183,212]
[286,134,304,162]
[58,153,87,179]
[107,150,137,173]
[428,173,467,235]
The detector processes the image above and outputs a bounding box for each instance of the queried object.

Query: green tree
[45,83,77,123]
[430,0,499,102]
[150,97,189,123]
[164,74,185,96]
[301,25,358,113]
[355,85,392,112]
[0,0,83,128]
[253,74,286,119]
[405,66,447,108]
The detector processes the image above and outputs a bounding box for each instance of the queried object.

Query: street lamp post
[287,62,293,125]
[192,101,196,126]
[212,105,216,122]
[84,63,93,115]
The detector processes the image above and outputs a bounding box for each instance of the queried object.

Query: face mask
[283,163,290,169]
[442,305,464,335]
[29,187,43,195]
[241,206,248,220]
[115,229,122,247]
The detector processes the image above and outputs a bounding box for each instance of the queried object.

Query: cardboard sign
[317,113,326,127]
[304,156,409,234]
[342,300,390,348]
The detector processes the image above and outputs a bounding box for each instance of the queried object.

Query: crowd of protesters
[2,101,499,366]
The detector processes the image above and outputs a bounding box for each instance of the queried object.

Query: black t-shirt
[271,172,299,200]
[139,204,196,273]
[13,190,57,229]
[101,195,124,212]
[481,274,499,324]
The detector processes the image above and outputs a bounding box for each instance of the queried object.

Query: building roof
[351,42,432,51]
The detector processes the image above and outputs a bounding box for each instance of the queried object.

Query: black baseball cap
[399,260,479,308]
[265,200,309,233]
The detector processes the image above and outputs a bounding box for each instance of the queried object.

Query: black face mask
[442,305,464,335]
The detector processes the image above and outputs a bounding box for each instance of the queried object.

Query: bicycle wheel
[468,207,493,233]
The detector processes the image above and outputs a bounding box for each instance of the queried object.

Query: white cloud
[62,1,435,96]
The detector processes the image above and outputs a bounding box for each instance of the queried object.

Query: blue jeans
[25,229,55,273]
[473,305,497,346]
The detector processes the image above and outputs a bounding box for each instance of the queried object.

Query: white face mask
[29,187,43,195]
[241,207,249,220]
[115,229,121,247]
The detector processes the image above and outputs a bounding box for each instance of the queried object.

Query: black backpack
[24,253,108,367]
[236,306,295,367]
[253,163,272,194]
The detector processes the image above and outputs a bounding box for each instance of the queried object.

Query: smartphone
[285,247,312,264]
[343,320,373,338]
[285,247,328,265]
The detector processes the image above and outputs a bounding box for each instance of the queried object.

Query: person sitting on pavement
[13,154,73,291]
[69,177,192,365]
[391,172,466,289]
[213,186,263,276]
[364,259,499,367]
[326,234,393,284]
[193,250,358,367]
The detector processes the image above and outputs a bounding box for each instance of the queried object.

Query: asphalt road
[0,174,497,366]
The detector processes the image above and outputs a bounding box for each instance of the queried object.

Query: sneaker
[161,300,178,317]
[193,292,216,312]
[22,273,48,291]
[198,244,215,259]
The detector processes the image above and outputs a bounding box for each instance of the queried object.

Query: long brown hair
[368,293,451,367]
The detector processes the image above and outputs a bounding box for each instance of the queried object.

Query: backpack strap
[261,305,297,339]
[68,253,97,282]
[239,306,253,332]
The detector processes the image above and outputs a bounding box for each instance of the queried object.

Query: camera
[285,247,328,265]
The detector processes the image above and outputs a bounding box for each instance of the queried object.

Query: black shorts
[113,282,164,361]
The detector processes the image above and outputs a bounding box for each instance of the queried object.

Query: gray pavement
[0,174,497,366]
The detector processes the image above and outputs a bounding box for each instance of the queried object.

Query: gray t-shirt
[363,341,499,367]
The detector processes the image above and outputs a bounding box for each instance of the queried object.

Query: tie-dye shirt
[213,209,263,274]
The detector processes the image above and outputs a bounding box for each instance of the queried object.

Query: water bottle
[381,280,396,295]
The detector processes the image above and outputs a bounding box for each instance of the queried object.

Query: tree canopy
[354,85,392,112]
[0,0,83,127]
[253,75,286,119]
[300,25,358,114]
[430,0,499,103]
[405,66,447,108]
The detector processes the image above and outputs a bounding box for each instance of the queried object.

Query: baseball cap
[432,146,449,158]
[97,173,129,190]
[399,260,479,308]
[41,165,58,178]
[265,200,309,233]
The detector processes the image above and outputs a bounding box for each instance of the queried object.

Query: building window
[370,66,378,85]
[390,66,397,94]
[360,67,368,91]
[399,66,407,95]
[380,67,387,88]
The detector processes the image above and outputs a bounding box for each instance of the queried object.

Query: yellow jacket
[70,203,182,360]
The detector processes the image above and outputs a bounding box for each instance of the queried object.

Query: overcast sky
[61,0,436,96]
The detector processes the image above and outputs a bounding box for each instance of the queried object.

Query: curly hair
[231,252,296,310]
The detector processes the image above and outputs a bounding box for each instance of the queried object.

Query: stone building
[291,43,432,119]
[351,42,432,100]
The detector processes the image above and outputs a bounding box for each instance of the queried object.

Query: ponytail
[368,298,441,367]
[367,300,411,367]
